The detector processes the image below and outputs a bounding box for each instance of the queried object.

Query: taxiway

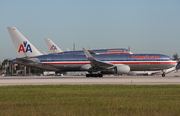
[0,76,180,85]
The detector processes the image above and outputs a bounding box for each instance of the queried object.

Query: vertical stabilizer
[43,51,47,55]
[45,38,63,54]
[67,48,70,51]
[7,27,42,58]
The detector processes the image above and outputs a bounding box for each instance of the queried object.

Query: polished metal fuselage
[13,54,177,72]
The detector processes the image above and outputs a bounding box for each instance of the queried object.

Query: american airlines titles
[132,55,159,59]
[109,49,123,52]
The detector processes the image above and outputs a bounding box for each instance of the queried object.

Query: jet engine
[114,64,130,74]
[102,64,130,74]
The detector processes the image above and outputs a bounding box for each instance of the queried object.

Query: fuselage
[13,53,177,72]
[55,48,132,55]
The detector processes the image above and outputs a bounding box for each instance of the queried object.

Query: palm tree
[0,61,2,70]
[173,53,180,66]
[2,59,8,74]
[0,62,2,75]
[2,59,12,75]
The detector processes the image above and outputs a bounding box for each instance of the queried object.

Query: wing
[88,46,96,54]
[83,48,115,71]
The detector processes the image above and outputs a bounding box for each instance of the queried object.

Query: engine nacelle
[101,64,130,74]
[114,64,130,74]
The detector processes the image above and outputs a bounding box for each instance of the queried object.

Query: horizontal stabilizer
[16,58,40,64]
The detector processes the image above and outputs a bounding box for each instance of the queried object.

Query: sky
[0,0,180,62]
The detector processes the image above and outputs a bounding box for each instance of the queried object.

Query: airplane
[45,38,133,55]
[7,27,177,77]
[45,38,63,54]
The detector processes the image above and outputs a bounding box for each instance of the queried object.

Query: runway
[0,75,180,85]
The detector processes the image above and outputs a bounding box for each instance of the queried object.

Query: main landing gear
[86,73,103,78]
[162,73,165,77]
[162,70,165,77]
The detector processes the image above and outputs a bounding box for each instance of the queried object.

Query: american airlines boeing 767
[7,27,177,77]
[44,38,132,55]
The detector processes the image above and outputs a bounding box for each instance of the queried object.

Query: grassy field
[0,85,180,116]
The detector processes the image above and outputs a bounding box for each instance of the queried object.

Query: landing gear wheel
[98,73,103,77]
[94,74,98,77]
[162,74,165,77]
[86,74,90,77]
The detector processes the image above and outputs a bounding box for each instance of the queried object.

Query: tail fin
[67,48,70,51]
[43,51,47,55]
[45,38,63,54]
[7,27,42,58]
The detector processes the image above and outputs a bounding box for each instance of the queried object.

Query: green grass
[0,85,180,116]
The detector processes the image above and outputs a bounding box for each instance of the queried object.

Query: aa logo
[18,41,32,53]
[50,45,57,50]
